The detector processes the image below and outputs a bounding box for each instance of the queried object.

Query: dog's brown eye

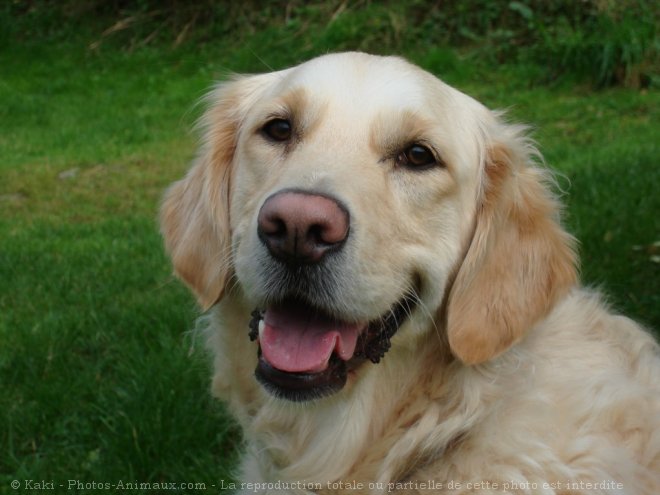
[398,144,437,170]
[262,119,292,142]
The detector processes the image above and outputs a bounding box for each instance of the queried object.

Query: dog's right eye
[396,143,440,171]
[262,119,293,142]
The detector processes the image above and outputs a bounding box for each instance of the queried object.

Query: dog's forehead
[273,52,447,113]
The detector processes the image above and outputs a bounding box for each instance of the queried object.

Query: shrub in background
[3,0,658,87]
[530,0,658,87]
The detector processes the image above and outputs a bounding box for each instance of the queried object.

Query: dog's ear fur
[160,75,268,310]
[447,118,577,365]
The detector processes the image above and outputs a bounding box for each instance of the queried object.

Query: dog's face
[161,53,576,402]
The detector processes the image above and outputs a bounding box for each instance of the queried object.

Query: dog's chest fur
[208,299,489,487]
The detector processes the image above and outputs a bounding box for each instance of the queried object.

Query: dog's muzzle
[248,189,417,401]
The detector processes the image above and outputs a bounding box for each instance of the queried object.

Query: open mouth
[248,292,417,402]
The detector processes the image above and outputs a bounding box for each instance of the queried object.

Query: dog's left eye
[262,118,293,142]
[397,144,438,170]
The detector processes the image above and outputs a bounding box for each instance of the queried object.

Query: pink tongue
[260,303,362,373]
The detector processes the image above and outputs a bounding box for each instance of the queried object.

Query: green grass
[1,6,658,491]
[1,43,242,487]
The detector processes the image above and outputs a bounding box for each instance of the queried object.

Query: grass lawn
[1,13,658,489]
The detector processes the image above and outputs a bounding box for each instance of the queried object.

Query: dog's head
[161,53,577,401]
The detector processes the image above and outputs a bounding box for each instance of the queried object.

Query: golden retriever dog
[161,53,659,494]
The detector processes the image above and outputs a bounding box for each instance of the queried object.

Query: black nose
[257,191,350,264]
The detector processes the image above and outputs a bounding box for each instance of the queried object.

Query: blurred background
[1,0,658,487]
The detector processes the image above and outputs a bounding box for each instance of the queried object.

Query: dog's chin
[255,354,349,402]
[249,292,417,402]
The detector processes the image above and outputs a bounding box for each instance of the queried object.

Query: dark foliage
[3,1,658,86]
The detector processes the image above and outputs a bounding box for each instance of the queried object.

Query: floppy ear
[447,120,577,365]
[160,75,266,310]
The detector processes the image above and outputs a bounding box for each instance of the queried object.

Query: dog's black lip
[255,353,347,402]
[249,290,418,401]
[353,290,418,364]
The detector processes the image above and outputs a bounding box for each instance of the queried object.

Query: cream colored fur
[161,53,660,494]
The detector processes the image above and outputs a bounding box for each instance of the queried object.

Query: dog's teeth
[258,319,265,339]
